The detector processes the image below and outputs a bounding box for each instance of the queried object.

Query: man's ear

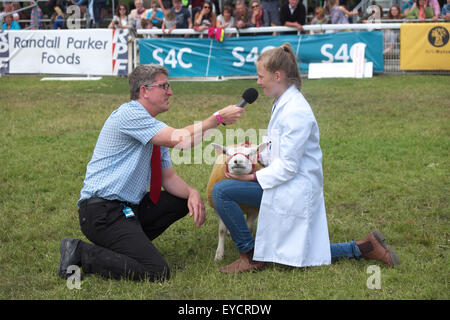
[139,85,147,99]
[211,143,227,155]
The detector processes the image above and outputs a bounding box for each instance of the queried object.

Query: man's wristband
[253,172,258,182]
[213,111,222,125]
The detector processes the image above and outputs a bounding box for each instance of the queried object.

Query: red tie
[149,145,162,204]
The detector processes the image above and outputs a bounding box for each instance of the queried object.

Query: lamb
[206,141,268,261]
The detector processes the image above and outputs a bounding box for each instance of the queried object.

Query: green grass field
[0,74,449,300]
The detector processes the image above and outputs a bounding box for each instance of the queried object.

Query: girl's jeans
[211,179,362,262]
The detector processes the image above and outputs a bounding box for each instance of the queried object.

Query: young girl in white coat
[212,43,400,273]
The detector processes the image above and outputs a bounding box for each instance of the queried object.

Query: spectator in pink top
[30,1,43,29]
[413,0,440,20]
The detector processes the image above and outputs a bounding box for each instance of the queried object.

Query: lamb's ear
[248,142,268,156]
[211,143,227,155]
[256,142,269,153]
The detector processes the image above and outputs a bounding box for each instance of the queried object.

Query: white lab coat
[254,85,331,267]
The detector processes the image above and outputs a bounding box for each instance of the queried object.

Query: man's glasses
[252,4,260,8]
[144,82,171,91]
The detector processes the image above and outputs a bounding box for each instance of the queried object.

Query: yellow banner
[400,23,450,70]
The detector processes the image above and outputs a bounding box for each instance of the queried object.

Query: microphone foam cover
[242,88,259,104]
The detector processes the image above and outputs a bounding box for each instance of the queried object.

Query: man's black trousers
[77,191,188,281]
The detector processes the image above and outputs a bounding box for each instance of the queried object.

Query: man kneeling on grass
[58,65,245,281]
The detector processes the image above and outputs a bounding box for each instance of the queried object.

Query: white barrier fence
[137,23,402,36]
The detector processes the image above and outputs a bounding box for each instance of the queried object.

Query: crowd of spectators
[1,0,449,32]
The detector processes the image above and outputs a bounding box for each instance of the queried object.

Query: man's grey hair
[128,64,169,100]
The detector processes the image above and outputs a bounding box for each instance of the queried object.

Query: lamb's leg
[214,214,227,261]
[246,210,258,234]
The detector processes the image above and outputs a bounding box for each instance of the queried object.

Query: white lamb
[206,141,267,261]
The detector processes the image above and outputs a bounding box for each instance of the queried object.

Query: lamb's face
[211,142,268,175]
[225,145,257,175]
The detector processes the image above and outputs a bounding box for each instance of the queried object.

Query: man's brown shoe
[356,230,400,267]
[219,250,265,274]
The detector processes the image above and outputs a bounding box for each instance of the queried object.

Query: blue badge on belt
[121,204,135,218]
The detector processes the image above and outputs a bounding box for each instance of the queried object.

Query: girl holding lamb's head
[213,43,400,273]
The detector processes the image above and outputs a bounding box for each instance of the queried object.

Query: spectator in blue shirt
[2,14,21,30]
[52,6,65,29]
[401,0,415,16]
[261,0,280,26]
[58,65,245,282]
[146,0,165,28]
[442,0,450,19]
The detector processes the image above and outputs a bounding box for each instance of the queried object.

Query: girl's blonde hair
[257,42,301,90]
[164,9,176,20]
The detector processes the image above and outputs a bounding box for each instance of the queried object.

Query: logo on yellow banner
[428,26,449,48]
[400,23,450,70]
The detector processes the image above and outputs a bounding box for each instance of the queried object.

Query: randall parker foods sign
[0,29,128,76]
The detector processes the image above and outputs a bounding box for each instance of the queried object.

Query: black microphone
[221,88,259,126]
[236,88,259,108]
